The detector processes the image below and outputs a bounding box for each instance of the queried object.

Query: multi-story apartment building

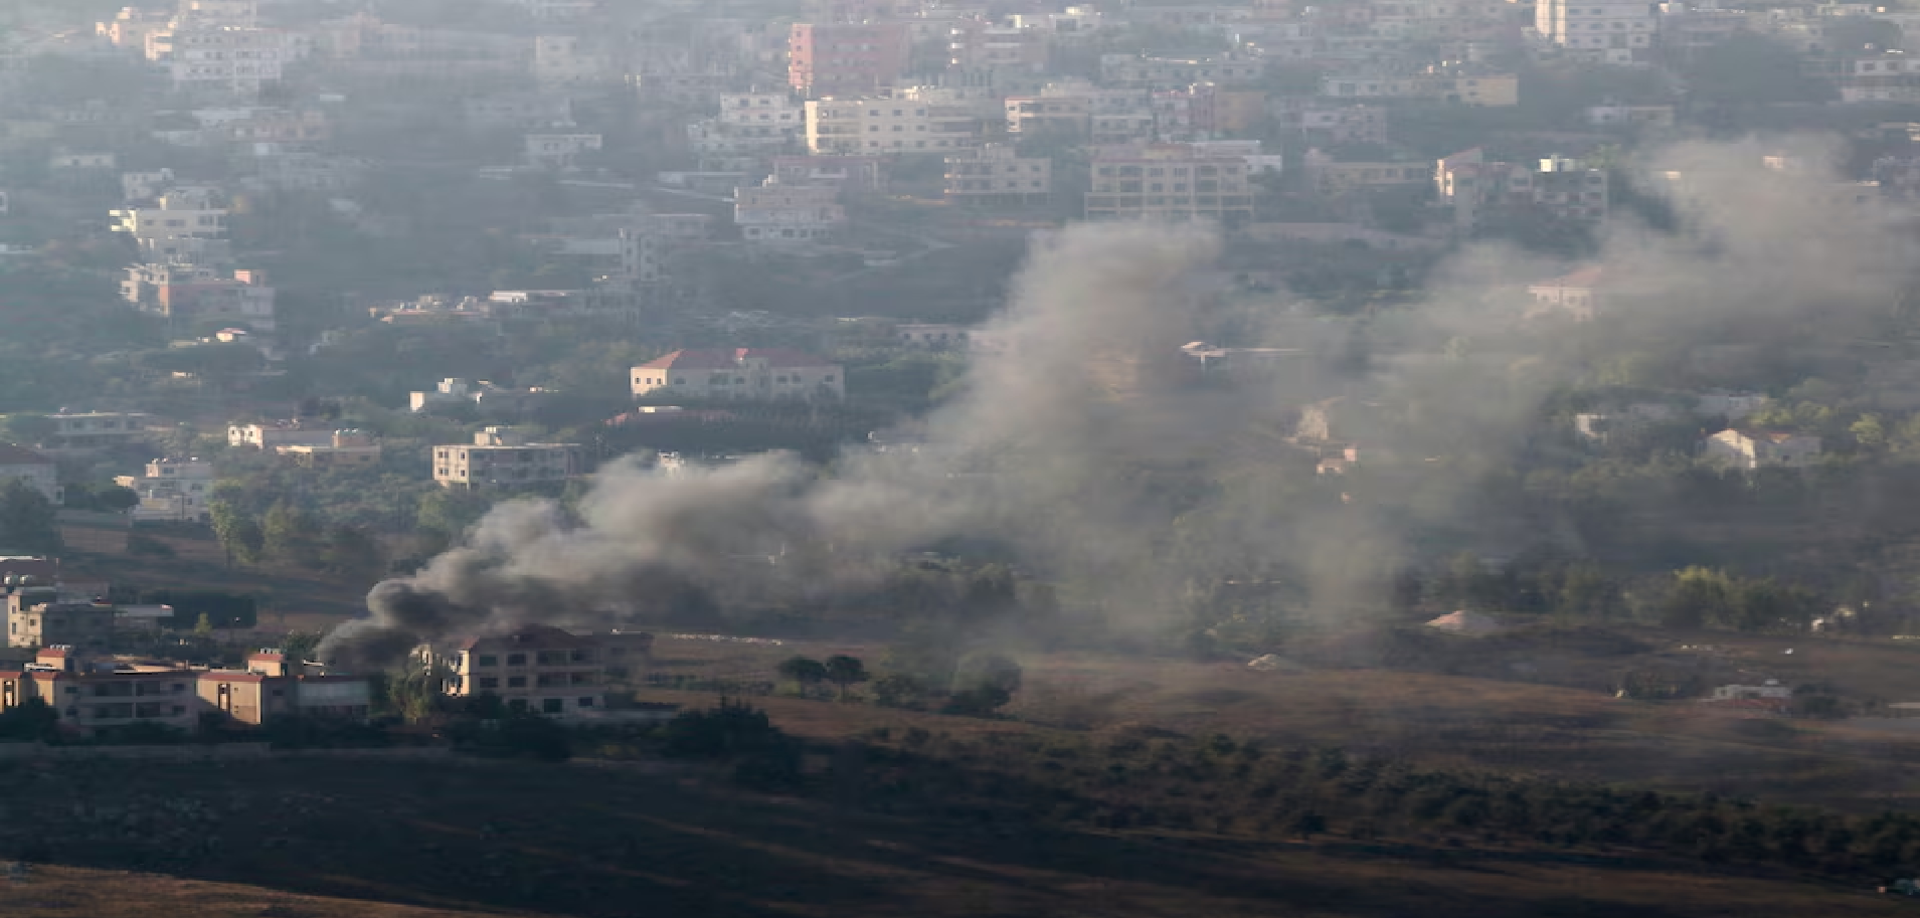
[116,457,216,523]
[948,17,1050,73]
[1535,0,1657,64]
[1004,83,1152,139]
[109,193,229,263]
[437,625,654,718]
[1433,148,1608,229]
[632,348,846,400]
[771,155,887,193]
[121,264,274,331]
[718,92,805,131]
[945,144,1052,205]
[0,646,370,737]
[1099,52,1266,88]
[7,585,114,651]
[6,649,201,736]
[432,428,582,489]
[145,26,303,95]
[1084,143,1256,222]
[41,412,154,452]
[733,178,846,243]
[97,7,174,50]
[1278,102,1390,145]
[788,22,912,97]
[1302,148,1428,197]
[804,94,982,154]
[1320,67,1519,105]
[276,430,382,469]
[228,420,335,450]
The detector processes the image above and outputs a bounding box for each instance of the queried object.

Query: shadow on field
[0,758,1719,918]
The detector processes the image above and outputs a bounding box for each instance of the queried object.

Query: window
[542,698,564,713]
[508,676,527,688]
[507,653,526,666]
[578,697,596,707]
[476,654,498,667]
[479,677,499,690]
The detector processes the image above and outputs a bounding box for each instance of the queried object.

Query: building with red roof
[631,348,845,401]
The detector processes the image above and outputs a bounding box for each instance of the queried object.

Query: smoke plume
[321,135,1919,669]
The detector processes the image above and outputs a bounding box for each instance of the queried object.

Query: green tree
[1661,566,1735,630]
[207,499,263,565]
[870,672,926,707]
[93,484,140,512]
[0,479,60,554]
[416,488,489,547]
[777,656,829,696]
[261,499,320,563]
[279,631,324,666]
[823,655,870,699]
[193,612,214,638]
[319,523,385,580]
[1851,414,1887,451]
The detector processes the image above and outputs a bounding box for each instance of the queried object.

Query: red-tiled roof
[200,671,266,683]
[636,349,739,371]
[0,442,51,465]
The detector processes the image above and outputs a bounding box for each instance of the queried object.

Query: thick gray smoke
[320,135,1919,669]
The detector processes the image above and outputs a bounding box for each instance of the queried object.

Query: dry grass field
[639,631,1920,813]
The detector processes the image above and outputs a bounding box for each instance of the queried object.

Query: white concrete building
[109,195,229,263]
[1535,0,1656,64]
[433,428,581,489]
[945,144,1051,205]
[146,26,302,95]
[632,349,845,400]
[116,458,216,523]
[733,178,845,243]
[228,421,334,450]
[43,412,154,452]
[804,95,981,155]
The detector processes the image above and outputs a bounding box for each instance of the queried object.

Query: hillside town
[16,0,1920,914]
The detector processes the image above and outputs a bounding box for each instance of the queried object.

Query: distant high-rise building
[1534,0,1656,65]
[787,22,911,97]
